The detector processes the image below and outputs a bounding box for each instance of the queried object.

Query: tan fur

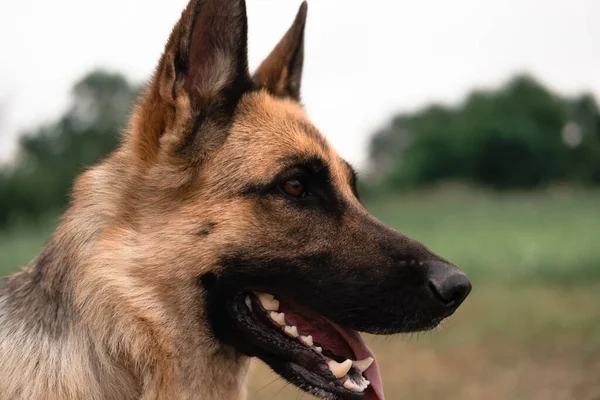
[0,93,318,400]
[0,1,366,398]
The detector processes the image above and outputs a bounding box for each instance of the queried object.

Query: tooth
[245,295,252,310]
[315,346,322,353]
[257,292,274,301]
[284,325,299,337]
[352,357,374,372]
[265,298,280,311]
[255,292,280,311]
[269,311,286,326]
[343,380,356,391]
[328,359,352,378]
[343,379,364,392]
[300,335,313,347]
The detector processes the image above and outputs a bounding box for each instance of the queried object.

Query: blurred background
[1,0,599,399]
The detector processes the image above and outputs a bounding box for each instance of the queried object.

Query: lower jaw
[264,360,368,399]
[227,292,381,399]
[206,285,450,400]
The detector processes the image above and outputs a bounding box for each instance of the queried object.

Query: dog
[0,1,471,399]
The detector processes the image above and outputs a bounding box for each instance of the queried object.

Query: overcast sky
[1,0,599,169]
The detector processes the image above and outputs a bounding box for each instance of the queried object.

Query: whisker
[271,381,291,399]
[255,375,283,395]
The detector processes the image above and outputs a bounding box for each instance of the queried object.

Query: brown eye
[282,179,306,198]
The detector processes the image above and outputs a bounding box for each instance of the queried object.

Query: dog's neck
[0,156,252,400]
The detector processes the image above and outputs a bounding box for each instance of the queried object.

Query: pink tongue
[331,322,385,400]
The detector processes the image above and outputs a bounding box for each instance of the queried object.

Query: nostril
[428,280,447,304]
[428,273,472,308]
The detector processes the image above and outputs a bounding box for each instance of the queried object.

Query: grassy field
[1,188,600,399]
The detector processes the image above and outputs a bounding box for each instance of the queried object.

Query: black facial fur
[199,151,469,399]
[204,253,450,336]
[241,156,346,216]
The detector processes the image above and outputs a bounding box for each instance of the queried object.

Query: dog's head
[111,1,471,399]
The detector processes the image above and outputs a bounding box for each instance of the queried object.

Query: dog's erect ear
[135,0,252,166]
[158,0,251,108]
[253,2,307,101]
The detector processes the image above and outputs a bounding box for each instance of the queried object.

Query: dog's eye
[282,179,307,198]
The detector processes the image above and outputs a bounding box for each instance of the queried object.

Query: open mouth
[230,291,385,400]
[204,259,471,399]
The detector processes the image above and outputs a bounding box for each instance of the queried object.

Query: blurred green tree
[0,70,140,226]
[369,75,600,189]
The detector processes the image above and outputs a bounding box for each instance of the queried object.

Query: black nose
[427,261,472,308]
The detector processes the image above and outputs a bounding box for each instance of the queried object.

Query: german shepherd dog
[0,1,471,399]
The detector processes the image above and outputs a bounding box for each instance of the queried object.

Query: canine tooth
[244,295,252,310]
[327,359,352,378]
[352,357,374,372]
[255,292,280,311]
[343,379,364,392]
[300,335,313,347]
[269,311,286,326]
[284,325,299,337]
[256,292,274,301]
[268,299,280,311]
[315,346,322,353]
